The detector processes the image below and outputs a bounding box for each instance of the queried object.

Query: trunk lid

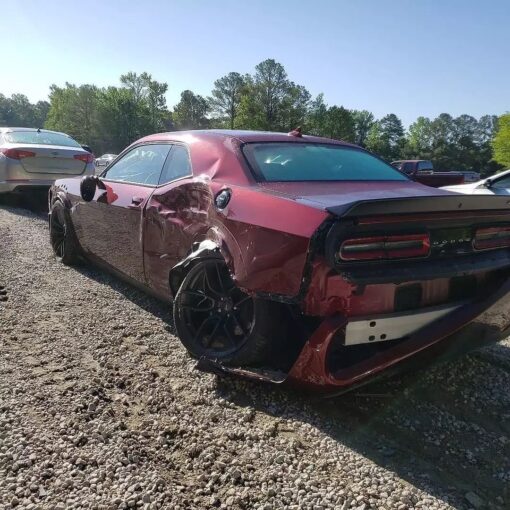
[257,181,453,210]
[15,144,87,175]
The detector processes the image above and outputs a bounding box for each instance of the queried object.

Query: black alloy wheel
[174,259,282,365]
[49,201,80,265]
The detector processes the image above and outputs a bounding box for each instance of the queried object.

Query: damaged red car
[48,130,510,395]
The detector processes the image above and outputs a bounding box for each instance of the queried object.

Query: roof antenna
[288,126,302,137]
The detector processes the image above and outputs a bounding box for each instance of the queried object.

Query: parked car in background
[0,127,95,194]
[456,170,481,183]
[391,160,464,187]
[48,130,510,395]
[95,153,118,169]
[442,169,510,195]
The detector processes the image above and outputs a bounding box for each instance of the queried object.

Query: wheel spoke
[55,238,65,257]
[203,265,223,297]
[192,315,219,345]
[233,295,251,309]
[203,316,224,348]
[180,290,215,312]
[227,312,245,336]
[215,262,226,293]
[51,222,65,234]
[222,323,237,348]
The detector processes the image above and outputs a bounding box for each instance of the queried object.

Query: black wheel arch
[169,239,224,298]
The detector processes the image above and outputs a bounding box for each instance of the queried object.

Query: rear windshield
[243,143,408,182]
[4,131,81,148]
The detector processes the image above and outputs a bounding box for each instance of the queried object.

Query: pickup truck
[391,160,465,188]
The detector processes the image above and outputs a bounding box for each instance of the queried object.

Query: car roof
[392,159,428,163]
[488,168,510,180]
[0,127,72,138]
[139,129,361,148]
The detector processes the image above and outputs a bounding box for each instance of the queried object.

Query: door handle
[128,196,144,209]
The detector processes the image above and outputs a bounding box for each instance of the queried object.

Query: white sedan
[0,127,95,194]
[442,169,510,195]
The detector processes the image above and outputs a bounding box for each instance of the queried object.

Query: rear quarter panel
[214,184,328,296]
[145,178,329,299]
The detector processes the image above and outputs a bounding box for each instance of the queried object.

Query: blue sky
[2,0,509,126]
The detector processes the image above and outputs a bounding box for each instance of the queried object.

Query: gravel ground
[1,201,510,510]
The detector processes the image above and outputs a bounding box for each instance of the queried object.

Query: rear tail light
[74,153,95,164]
[0,148,36,159]
[474,227,510,250]
[339,233,430,261]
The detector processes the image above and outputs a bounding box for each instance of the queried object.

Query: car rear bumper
[287,277,510,395]
[0,179,55,194]
[197,277,510,395]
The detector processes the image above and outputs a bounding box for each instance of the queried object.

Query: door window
[159,145,192,185]
[104,144,171,185]
[402,162,415,174]
[491,175,510,190]
[417,161,433,171]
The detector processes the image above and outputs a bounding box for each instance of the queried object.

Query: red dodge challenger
[48,130,510,395]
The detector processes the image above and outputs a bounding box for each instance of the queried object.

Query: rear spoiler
[327,195,510,218]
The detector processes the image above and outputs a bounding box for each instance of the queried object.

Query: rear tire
[173,259,284,366]
[49,201,80,265]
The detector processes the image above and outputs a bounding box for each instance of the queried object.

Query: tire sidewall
[50,201,79,265]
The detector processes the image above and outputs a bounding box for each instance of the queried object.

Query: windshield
[243,143,408,182]
[4,130,81,148]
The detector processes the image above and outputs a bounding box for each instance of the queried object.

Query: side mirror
[80,175,99,202]
[484,178,493,188]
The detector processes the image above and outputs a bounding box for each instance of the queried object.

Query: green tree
[324,106,355,142]
[119,71,168,134]
[280,83,311,131]
[33,101,50,128]
[366,114,404,160]
[351,110,374,147]
[45,84,102,149]
[307,93,328,136]
[173,90,209,130]
[493,113,510,168]
[97,86,140,152]
[251,59,290,130]
[208,72,245,129]
[404,116,433,158]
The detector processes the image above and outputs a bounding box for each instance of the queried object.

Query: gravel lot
[1,200,510,510]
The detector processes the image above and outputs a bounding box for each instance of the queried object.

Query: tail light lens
[0,148,36,159]
[74,153,95,164]
[339,233,430,261]
[474,227,510,250]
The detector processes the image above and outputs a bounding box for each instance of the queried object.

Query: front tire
[49,201,80,265]
[173,259,283,366]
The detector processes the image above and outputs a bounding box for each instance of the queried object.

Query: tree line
[1,59,508,175]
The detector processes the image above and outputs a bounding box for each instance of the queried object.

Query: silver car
[94,153,118,169]
[0,127,95,194]
[441,169,510,195]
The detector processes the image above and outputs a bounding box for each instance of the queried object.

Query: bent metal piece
[197,279,510,395]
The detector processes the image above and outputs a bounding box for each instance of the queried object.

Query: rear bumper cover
[0,179,55,193]
[198,277,510,395]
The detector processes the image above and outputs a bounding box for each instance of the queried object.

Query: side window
[402,162,414,174]
[104,144,171,185]
[159,145,192,185]
[417,161,433,171]
[491,175,510,190]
